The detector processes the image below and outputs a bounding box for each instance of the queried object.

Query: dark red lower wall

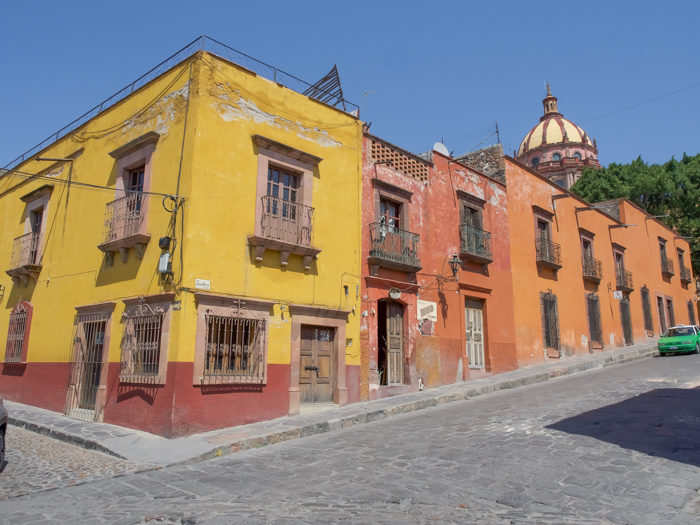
[345,364,361,404]
[103,362,291,438]
[0,362,70,413]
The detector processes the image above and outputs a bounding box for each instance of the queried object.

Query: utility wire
[0,168,177,198]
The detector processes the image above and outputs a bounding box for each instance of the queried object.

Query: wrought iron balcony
[661,255,675,276]
[368,222,421,273]
[459,224,492,264]
[248,196,320,270]
[680,265,693,284]
[6,232,42,286]
[97,193,150,264]
[260,195,314,247]
[582,255,603,283]
[535,238,562,270]
[616,268,634,292]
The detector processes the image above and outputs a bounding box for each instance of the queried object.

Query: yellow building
[0,38,363,437]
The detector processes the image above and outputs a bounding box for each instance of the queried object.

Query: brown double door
[300,325,334,404]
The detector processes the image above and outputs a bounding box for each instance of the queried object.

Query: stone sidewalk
[6,341,659,467]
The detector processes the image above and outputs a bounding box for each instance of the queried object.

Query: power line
[0,168,177,198]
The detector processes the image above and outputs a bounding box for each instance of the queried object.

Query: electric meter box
[159,253,171,273]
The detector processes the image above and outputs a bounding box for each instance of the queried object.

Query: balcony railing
[459,224,492,263]
[260,195,314,247]
[616,268,634,291]
[103,193,144,243]
[680,265,692,283]
[582,255,603,282]
[369,222,421,271]
[10,232,42,270]
[661,256,675,276]
[535,238,562,269]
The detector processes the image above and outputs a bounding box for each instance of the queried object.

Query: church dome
[517,84,592,156]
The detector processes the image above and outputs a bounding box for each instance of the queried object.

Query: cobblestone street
[0,428,152,500]
[2,354,700,524]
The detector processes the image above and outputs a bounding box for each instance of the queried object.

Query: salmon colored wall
[360,136,517,401]
[505,156,695,367]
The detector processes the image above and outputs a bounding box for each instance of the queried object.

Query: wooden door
[386,303,404,385]
[465,300,484,368]
[299,326,334,404]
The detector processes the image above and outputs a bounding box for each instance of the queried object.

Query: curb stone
[8,344,659,467]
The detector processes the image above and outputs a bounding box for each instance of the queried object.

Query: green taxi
[657,325,700,356]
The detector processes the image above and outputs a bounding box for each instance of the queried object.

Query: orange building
[360,134,517,401]
[505,156,695,367]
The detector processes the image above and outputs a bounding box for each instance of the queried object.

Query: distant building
[516,84,600,189]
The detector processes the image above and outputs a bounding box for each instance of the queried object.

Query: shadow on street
[547,384,700,467]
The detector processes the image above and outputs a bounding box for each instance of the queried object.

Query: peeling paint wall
[360,136,517,402]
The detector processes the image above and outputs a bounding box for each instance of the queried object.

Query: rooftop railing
[260,195,314,247]
[10,232,42,269]
[369,222,421,269]
[3,36,358,171]
[103,193,144,243]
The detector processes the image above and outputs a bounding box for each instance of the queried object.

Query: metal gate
[620,297,634,346]
[465,298,484,368]
[64,312,109,422]
[586,293,603,349]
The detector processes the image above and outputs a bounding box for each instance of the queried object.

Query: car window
[665,327,695,337]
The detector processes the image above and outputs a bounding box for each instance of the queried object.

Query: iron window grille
[64,312,111,422]
[204,305,266,385]
[641,286,654,333]
[4,302,29,363]
[120,300,166,383]
[540,292,560,351]
[688,300,697,326]
[620,297,634,345]
[586,293,603,345]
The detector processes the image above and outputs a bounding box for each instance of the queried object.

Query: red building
[359,133,518,401]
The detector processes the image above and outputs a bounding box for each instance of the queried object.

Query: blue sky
[2,1,699,168]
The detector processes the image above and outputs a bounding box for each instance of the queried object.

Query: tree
[570,154,700,276]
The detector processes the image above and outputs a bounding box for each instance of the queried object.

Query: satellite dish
[433,142,450,157]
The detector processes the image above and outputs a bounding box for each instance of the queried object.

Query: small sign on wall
[195,279,211,291]
[417,299,438,322]
[613,291,623,300]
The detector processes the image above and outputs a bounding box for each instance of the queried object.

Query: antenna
[495,121,500,143]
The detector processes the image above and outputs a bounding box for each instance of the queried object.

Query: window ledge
[2,361,27,367]
[248,235,321,270]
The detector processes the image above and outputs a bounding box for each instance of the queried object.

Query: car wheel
[695,344,700,355]
[0,429,4,469]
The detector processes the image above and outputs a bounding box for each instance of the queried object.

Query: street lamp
[448,254,461,277]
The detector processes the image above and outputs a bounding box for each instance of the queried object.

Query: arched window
[574,152,581,160]
[532,157,540,167]
[4,300,33,363]
[552,153,561,162]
